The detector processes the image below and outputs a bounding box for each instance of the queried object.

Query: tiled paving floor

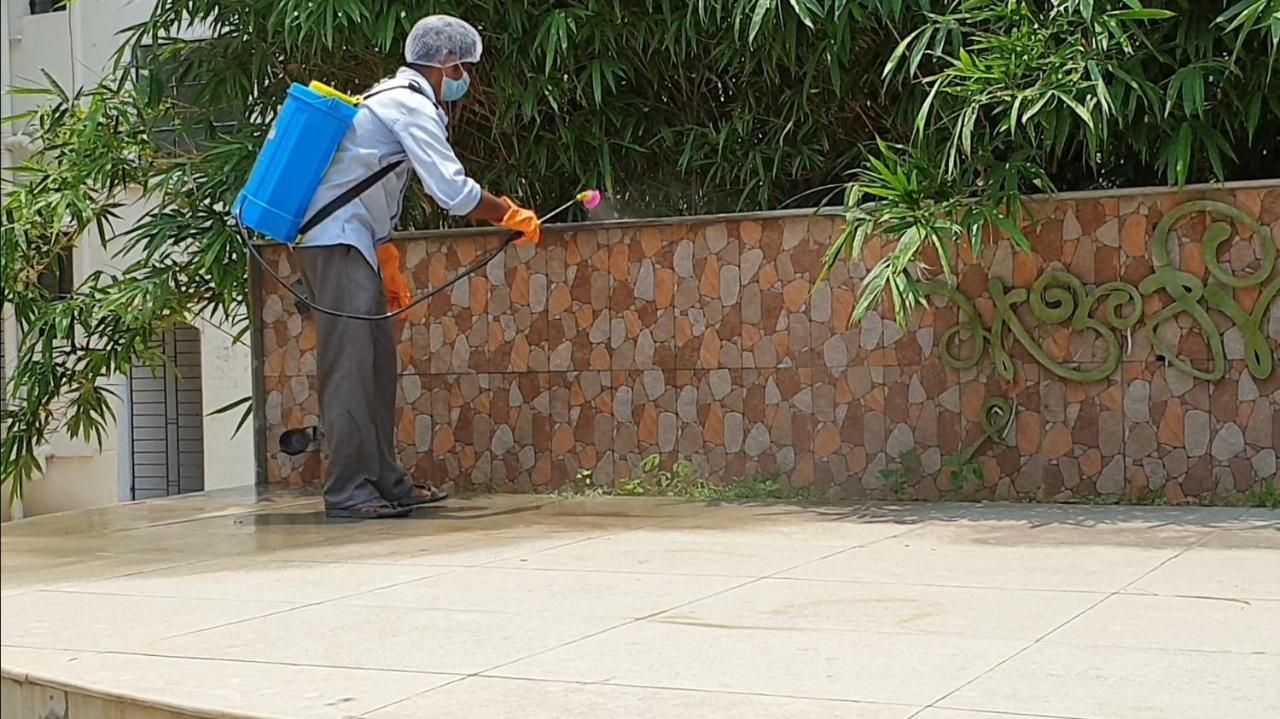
[2,489,1277,718]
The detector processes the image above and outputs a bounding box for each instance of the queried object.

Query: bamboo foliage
[2,0,1278,500]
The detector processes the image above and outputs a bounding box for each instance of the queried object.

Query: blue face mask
[440,70,470,102]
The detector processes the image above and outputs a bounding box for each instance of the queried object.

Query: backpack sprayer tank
[232,82,359,243]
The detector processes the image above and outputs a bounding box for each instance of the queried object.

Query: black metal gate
[129,325,205,499]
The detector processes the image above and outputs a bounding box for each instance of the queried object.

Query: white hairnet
[404,15,483,67]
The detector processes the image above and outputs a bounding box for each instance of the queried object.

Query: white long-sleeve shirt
[299,67,482,270]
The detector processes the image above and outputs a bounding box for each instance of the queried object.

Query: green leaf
[748,0,776,42]
[988,211,1031,252]
[1170,122,1195,185]
[786,0,816,29]
[207,394,252,417]
[1054,91,1096,132]
[884,26,927,80]
[1106,9,1177,21]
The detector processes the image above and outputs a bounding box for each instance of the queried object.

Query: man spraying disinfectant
[293,15,540,518]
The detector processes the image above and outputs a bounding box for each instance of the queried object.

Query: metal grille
[129,325,205,499]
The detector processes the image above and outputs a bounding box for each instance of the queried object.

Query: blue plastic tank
[233,83,359,243]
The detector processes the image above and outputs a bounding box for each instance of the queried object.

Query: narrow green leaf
[884,26,926,80]
[748,0,775,42]
[1107,9,1176,20]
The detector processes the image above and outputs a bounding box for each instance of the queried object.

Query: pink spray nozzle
[577,189,602,210]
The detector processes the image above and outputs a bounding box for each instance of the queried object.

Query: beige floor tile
[41,520,377,563]
[1131,547,1280,599]
[493,534,849,577]
[1198,526,1280,550]
[339,566,746,618]
[58,558,448,603]
[1,591,296,652]
[941,643,1280,719]
[145,602,625,674]
[783,541,1175,592]
[369,677,917,718]
[1048,593,1280,653]
[0,552,200,593]
[661,578,1104,640]
[39,652,453,719]
[494,621,1025,706]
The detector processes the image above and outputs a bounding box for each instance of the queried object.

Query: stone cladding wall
[255,183,1280,504]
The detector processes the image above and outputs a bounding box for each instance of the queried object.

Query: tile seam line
[907,520,1227,718]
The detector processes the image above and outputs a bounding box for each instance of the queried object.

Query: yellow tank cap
[308,81,360,106]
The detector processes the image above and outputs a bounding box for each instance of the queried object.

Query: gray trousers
[297,245,411,509]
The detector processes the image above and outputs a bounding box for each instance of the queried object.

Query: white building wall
[2,0,254,516]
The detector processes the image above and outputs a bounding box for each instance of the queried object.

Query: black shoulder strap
[362,79,431,102]
[298,161,404,235]
[297,81,432,237]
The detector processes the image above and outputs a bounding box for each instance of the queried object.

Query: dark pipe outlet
[279,426,319,456]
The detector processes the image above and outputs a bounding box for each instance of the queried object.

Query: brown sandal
[397,484,449,507]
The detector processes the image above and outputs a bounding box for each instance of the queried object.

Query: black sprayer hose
[236,195,582,322]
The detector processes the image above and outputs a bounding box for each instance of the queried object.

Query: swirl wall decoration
[927,200,1278,383]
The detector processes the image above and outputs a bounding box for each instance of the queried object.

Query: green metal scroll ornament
[1140,200,1276,381]
[924,199,1277,383]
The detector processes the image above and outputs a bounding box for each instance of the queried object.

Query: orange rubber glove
[499,198,542,246]
[377,243,412,314]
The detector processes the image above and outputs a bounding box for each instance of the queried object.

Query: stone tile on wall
[422,373,493,493]
[1148,362,1216,502]
[808,365,845,499]
[546,230,612,372]
[547,371,614,488]
[673,223,741,369]
[394,373,432,480]
[814,234,891,371]
[678,367,745,480]
[609,227,676,370]
[1064,197,1123,286]
[612,368,681,479]
[854,366,901,497]
[487,239,548,373]
[739,367,814,485]
[808,217,869,374]
[1120,362,1159,502]
[407,236,499,375]
[1035,364,1123,500]
[1206,361,1276,499]
[489,373,549,491]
